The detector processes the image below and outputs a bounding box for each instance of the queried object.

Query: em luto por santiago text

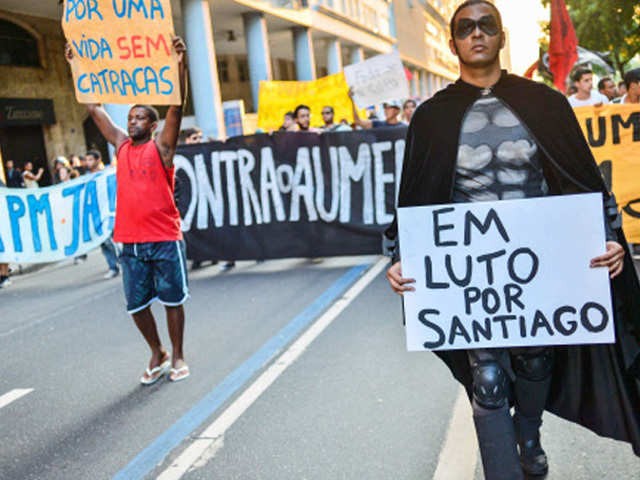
[416,206,610,349]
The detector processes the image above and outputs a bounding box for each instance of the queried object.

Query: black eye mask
[454,15,500,39]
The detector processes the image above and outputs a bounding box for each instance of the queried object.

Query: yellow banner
[257,73,364,131]
[61,0,181,105]
[574,104,640,243]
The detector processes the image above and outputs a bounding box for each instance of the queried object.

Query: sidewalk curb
[9,259,74,278]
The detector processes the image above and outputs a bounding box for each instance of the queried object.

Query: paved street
[0,252,639,480]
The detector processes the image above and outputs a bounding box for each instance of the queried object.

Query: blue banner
[0,168,116,263]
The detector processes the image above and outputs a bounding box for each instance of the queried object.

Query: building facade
[0,0,487,181]
[394,0,460,99]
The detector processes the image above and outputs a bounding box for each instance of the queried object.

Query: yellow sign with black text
[257,73,364,131]
[574,104,640,243]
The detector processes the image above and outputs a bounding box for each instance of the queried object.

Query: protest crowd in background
[2,61,640,289]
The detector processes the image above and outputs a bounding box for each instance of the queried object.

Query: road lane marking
[0,389,34,410]
[113,259,385,480]
[156,256,389,480]
[433,387,479,480]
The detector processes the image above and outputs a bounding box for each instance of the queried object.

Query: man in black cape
[386,1,640,479]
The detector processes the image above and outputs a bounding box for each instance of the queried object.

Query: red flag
[549,0,578,91]
[524,60,538,79]
[404,68,413,83]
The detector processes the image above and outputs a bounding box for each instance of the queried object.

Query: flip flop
[169,365,190,382]
[140,359,171,385]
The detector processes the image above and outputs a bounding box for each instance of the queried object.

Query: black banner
[175,128,407,260]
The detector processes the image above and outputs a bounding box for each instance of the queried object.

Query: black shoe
[519,437,548,477]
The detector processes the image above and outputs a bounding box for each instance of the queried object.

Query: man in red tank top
[66,38,191,384]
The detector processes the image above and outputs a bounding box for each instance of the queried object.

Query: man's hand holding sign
[388,194,622,351]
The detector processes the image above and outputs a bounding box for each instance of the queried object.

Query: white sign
[398,194,615,351]
[0,169,116,263]
[344,52,410,108]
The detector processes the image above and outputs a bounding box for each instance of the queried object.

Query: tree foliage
[541,0,640,78]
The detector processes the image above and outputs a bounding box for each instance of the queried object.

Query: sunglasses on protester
[454,15,500,39]
[322,110,333,115]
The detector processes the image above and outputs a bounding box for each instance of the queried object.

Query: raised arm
[87,104,128,150]
[155,37,188,169]
[348,88,372,129]
[64,44,128,149]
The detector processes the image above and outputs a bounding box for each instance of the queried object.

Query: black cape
[390,71,640,455]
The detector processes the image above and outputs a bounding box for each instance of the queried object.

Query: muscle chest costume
[389,72,640,454]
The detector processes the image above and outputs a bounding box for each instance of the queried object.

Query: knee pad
[472,362,508,409]
[512,350,553,381]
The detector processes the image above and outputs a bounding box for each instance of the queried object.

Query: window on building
[0,19,40,67]
[354,0,361,22]
[278,59,295,81]
[237,58,250,82]
[217,59,229,83]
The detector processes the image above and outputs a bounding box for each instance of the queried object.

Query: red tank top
[113,139,182,243]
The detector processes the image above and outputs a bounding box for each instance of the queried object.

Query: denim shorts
[120,241,189,314]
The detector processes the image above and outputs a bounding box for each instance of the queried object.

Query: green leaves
[540,0,640,78]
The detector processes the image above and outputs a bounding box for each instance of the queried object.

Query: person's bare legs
[166,305,188,380]
[133,306,169,380]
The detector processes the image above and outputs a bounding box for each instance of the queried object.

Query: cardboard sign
[398,194,615,351]
[574,104,640,243]
[257,73,364,131]
[344,52,410,108]
[61,0,181,105]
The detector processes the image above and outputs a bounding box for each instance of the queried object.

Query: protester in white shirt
[613,68,640,105]
[567,68,609,107]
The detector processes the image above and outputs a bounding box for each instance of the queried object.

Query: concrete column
[181,0,225,139]
[350,46,364,65]
[292,27,316,81]
[388,1,397,50]
[410,69,419,97]
[243,12,273,112]
[327,38,343,75]
[104,104,130,160]
[419,70,428,99]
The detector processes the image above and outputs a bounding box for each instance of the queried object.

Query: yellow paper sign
[61,0,181,105]
[257,73,364,130]
[574,104,640,243]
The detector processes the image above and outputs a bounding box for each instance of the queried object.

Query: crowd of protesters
[276,96,418,134]
[568,67,640,107]
[1,64,638,290]
[565,66,640,260]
